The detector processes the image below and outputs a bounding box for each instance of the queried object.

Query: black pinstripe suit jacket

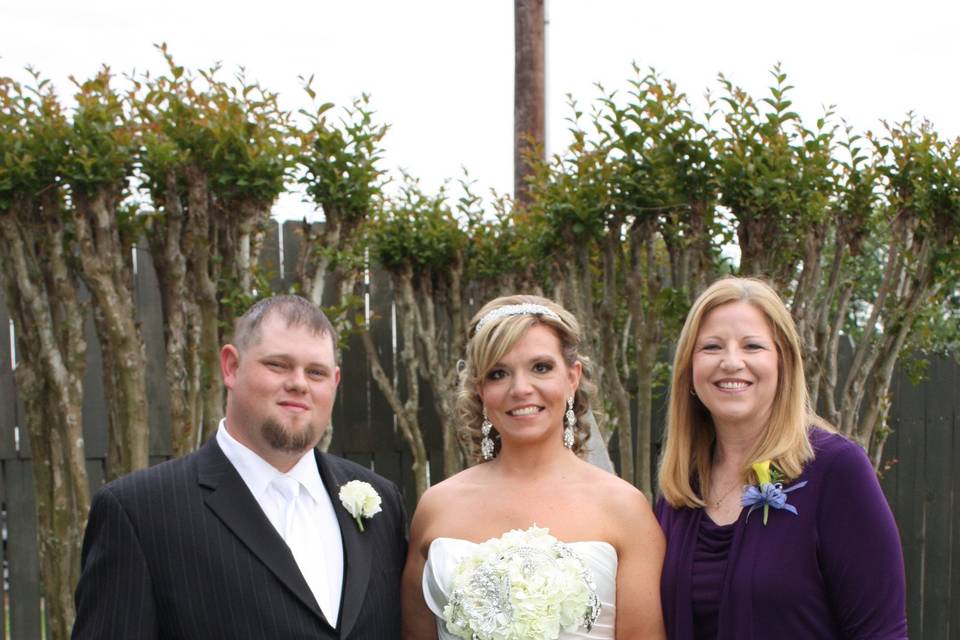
[72,437,407,639]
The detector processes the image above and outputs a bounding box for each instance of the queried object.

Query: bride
[401,295,666,639]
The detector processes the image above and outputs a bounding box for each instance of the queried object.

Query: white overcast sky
[2,0,958,220]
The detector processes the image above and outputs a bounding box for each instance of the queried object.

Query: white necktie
[271,476,337,625]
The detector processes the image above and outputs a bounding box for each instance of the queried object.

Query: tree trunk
[199,285,222,442]
[184,168,224,442]
[838,239,902,435]
[295,218,343,307]
[514,0,545,207]
[0,209,90,640]
[599,232,633,483]
[149,173,201,456]
[147,167,220,453]
[411,268,466,478]
[818,282,854,427]
[855,272,934,450]
[790,224,827,369]
[805,242,845,412]
[72,188,149,479]
[624,219,659,498]
[359,269,430,498]
[632,234,660,500]
[634,330,657,499]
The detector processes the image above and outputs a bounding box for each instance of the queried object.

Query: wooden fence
[0,221,957,638]
[880,355,960,638]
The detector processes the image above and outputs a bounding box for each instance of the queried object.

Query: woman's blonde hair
[457,294,599,462]
[657,277,829,508]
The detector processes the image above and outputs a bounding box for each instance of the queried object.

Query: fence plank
[259,220,283,292]
[891,368,926,638]
[136,242,172,458]
[86,458,106,495]
[335,329,376,454]
[367,268,411,508]
[428,449,443,493]
[921,357,953,638]
[0,287,16,461]
[878,401,900,511]
[281,220,305,293]
[4,459,42,640]
[418,381,444,453]
[80,307,109,461]
[951,409,960,640]
[0,458,6,640]
[344,452,373,470]
[373,449,402,494]
[399,448,417,518]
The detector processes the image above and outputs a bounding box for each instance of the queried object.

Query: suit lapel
[196,439,331,628]
[317,451,372,638]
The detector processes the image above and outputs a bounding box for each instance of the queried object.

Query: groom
[73,295,407,639]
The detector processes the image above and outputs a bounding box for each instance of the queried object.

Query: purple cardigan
[656,429,907,639]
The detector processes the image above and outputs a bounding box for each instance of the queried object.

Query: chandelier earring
[563,397,576,449]
[481,409,495,461]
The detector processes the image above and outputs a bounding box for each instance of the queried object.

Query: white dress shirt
[216,420,344,625]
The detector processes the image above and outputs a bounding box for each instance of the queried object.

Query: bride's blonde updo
[457,294,599,463]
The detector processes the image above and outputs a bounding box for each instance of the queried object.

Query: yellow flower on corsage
[741,460,807,526]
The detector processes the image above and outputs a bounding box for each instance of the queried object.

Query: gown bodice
[422,536,617,639]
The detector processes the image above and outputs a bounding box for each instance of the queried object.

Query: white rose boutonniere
[338,480,382,532]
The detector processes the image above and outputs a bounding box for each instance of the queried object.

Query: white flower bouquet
[443,526,600,640]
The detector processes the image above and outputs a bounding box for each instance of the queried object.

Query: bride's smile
[506,404,542,416]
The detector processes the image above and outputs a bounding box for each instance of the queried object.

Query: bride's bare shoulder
[573,462,656,530]
[409,465,493,553]
[431,464,492,493]
[579,461,649,500]
[413,465,491,517]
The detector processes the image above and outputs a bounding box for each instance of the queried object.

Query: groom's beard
[261,418,321,454]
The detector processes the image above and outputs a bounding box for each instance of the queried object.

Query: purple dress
[691,518,734,639]
[656,429,908,639]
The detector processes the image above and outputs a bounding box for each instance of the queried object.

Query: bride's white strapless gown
[422,537,618,639]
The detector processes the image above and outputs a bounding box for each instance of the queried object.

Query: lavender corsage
[741,460,807,526]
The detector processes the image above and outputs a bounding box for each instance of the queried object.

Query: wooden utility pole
[514,0,545,207]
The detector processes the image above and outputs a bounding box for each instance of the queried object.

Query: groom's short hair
[232,295,337,359]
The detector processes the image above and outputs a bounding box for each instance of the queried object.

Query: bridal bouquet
[443,526,600,640]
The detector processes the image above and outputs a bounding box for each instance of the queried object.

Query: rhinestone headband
[474,303,562,332]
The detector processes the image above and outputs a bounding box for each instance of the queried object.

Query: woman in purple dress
[656,277,907,639]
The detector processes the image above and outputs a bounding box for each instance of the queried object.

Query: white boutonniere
[338,480,382,532]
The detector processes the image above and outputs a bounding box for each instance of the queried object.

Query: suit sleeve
[816,442,908,640]
[72,486,158,640]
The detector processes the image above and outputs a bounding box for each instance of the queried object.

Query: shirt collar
[285,444,327,505]
[216,419,327,504]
